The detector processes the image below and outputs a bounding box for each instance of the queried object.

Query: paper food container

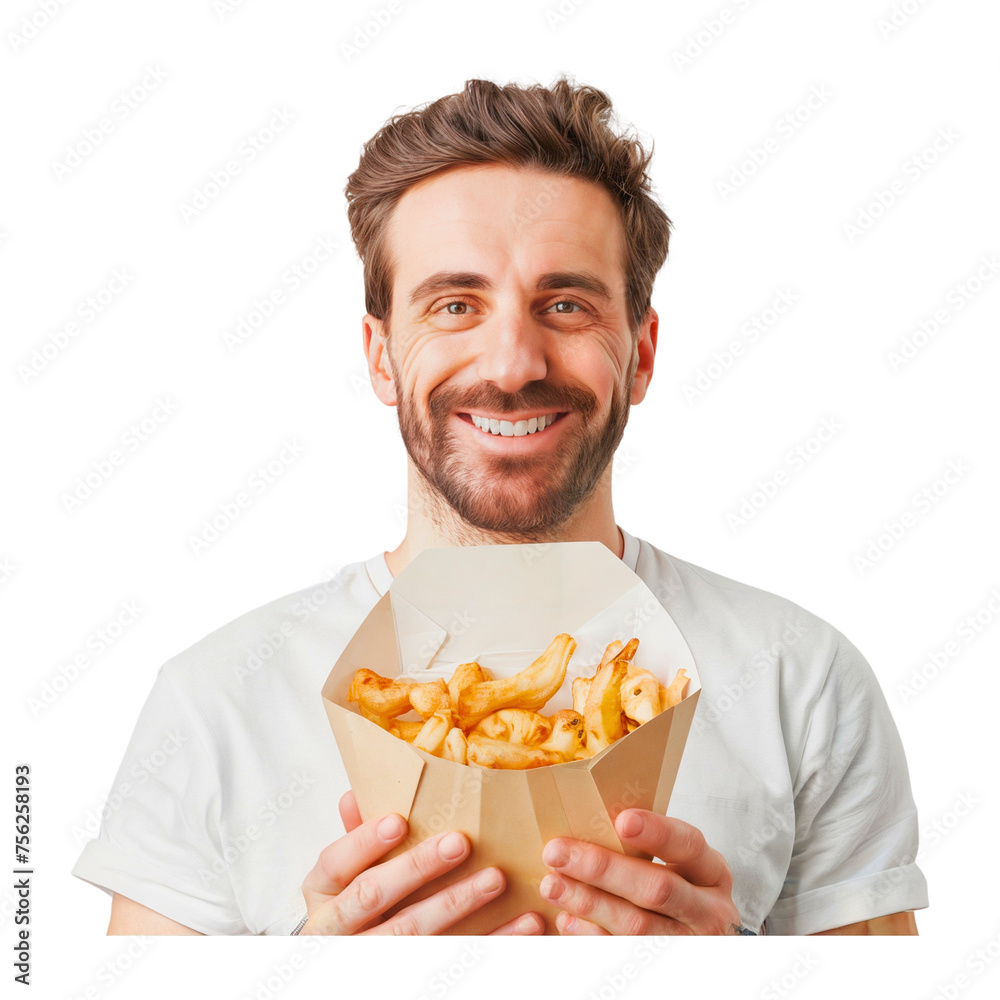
[322,541,701,934]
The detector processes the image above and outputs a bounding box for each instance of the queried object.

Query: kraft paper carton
[322,541,701,934]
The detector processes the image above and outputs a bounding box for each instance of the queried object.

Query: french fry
[598,639,624,668]
[447,662,489,708]
[389,720,425,742]
[409,679,450,719]
[538,709,585,757]
[412,710,452,756]
[466,734,564,769]
[442,727,468,764]
[620,665,661,725]
[572,676,591,716]
[457,633,576,723]
[583,656,628,752]
[348,669,414,718]
[472,709,551,746]
[659,668,689,711]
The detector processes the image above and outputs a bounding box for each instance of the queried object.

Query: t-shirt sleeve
[764,633,929,935]
[71,665,247,935]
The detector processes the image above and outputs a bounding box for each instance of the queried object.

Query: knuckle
[349,871,384,915]
[621,906,653,937]
[406,842,442,882]
[388,912,421,936]
[571,884,597,918]
[643,873,675,911]
[678,824,706,859]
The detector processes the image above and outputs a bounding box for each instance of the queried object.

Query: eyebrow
[407,270,614,308]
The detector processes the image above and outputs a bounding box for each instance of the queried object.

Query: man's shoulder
[159,559,379,695]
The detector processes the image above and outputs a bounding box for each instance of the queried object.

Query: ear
[630,307,658,404]
[362,314,397,406]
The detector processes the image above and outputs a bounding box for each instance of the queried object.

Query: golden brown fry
[660,668,690,711]
[620,665,661,725]
[472,709,551,746]
[442,727,468,764]
[348,668,414,718]
[538,709,585,757]
[409,679,450,719]
[571,676,591,716]
[412,710,452,756]
[357,703,392,729]
[466,734,564,769]
[457,633,576,723]
[583,657,628,752]
[446,661,489,709]
[388,720,425,742]
[598,639,624,669]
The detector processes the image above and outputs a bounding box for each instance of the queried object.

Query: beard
[390,354,636,539]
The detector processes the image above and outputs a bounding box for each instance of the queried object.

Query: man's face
[365,163,656,537]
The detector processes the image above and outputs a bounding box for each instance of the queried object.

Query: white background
[4,0,999,996]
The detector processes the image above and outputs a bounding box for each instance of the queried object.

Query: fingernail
[619,811,644,838]
[516,914,541,935]
[438,831,467,861]
[376,815,405,841]
[557,911,575,934]
[542,841,569,867]
[474,868,503,894]
[539,874,564,901]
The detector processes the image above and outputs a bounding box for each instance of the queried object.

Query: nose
[475,309,548,394]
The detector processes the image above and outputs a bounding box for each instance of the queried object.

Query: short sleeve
[71,666,247,935]
[765,635,929,934]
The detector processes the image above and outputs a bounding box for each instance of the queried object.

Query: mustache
[429,380,599,420]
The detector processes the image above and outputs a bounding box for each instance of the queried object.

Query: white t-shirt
[72,529,928,935]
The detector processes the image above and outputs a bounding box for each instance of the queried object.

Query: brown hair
[344,76,672,333]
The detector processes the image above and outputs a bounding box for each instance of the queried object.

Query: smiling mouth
[459,412,565,437]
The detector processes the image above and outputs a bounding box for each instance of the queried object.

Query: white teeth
[470,413,558,436]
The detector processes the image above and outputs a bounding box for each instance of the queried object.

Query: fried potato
[388,720,425,742]
[466,734,564,770]
[457,633,576,723]
[409,679,451,719]
[472,709,551,746]
[583,656,628,752]
[447,661,490,708]
[620,665,661,725]
[412,710,452,756]
[598,639,624,668]
[572,676,591,716]
[660,668,690,711]
[538,709,585,756]
[442,727,468,764]
[348,668,414,718]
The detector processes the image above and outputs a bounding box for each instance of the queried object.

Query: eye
[545,299,584,314]
[433,298,477,316]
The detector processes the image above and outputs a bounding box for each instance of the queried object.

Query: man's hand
[299,791,544,935]
[539,809,741,935]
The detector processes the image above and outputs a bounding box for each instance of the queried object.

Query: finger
[542,837,703,925]
[339,791,363,833]
[554,911,608,936]
[615,810,731,888]
[490,912,545,936]
[365,866,508,936]
[539,873,686,936]
[302,812,408,898]
[310,830,472,935]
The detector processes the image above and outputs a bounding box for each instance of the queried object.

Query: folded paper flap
[389,591,449,676]
[323,592,397,703]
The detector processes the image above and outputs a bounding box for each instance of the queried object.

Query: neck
[383,461,624,578]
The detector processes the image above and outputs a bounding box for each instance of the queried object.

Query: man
[73,77,928,935]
